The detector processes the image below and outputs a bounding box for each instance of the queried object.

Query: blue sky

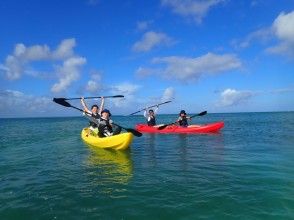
[0,0,293,117]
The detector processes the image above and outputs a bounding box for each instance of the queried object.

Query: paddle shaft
[129,100,172,115]
[55,95,124,101]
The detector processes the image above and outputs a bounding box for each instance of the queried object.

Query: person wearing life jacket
[98,109,122,137]
[177,110,192,127]
[81,96,104,134]
[144,105,159,126]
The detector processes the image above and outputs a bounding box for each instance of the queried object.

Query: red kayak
[135,121,224,134]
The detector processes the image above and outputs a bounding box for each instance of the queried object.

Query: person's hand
[156,105,159,108]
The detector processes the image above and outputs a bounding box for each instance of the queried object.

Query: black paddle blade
[198,111,207,116]
[125,128,142,137]
[53,98,72,107]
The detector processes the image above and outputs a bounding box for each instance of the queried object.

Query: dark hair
[179,110,186,115]
[101,109,112,116]
[91,105,99,110]
[149,109,154,113]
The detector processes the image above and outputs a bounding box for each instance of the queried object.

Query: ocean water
[0,112,293,219]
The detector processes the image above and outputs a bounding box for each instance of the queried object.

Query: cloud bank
[132,31,173,52]
[147,53,242,82]
[0,38,86,93]
[217,88,254,107]
[267,10,294,59]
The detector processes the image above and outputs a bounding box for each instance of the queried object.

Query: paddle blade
[125,128,142,137]
[198,111,207,116]
[53,98,72,107]
[111,95,124,98]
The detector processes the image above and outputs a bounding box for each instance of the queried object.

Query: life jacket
[89,113,100,128]
[147,115,156,126]
[179,116,188,127]
[98,118,113,137]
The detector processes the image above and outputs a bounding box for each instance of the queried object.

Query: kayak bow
[81,128,134,150]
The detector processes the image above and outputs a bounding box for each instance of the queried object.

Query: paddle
[53,95,124,102]
[53,98,142,137]
[129,100,172,116]
[157,111,207,130]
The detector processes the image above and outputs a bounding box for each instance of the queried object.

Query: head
[179,110,186,117]
[101,109,111,119]
[91,104,99,114]
[148,109,154,116]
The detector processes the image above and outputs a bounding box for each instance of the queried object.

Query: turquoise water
[0,112,293,219]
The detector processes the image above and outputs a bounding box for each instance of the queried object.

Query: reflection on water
[86,146,133,185]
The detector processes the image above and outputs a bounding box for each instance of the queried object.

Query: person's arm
[143,108,148,118]
[81,97,91,114]
[154,105,159,115]
[99,97,105,115]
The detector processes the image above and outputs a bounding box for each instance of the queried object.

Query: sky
[0,0,293,117]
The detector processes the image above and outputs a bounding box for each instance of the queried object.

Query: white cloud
[135,66,159,78]
[132,31,173,52]
[52,38,76,60]
[0,38,86,92]
[232,28,272,49]
[85,71,102,94]
[273,11,294,42]
[161,87,175,102]
[109,82,141,107]
[51,57,86,93]
[111,82,140,95]
[217,88,254,107]
[161,0,225,24]
[152,52,242,82]
[267,10,294,59]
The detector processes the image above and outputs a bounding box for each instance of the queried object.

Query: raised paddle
[157,111,207,130]
[53,98,142,137]
[53,95,124,102]
[129,100,172,116]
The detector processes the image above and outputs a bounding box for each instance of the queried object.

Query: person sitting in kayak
[177,110,192,127]
[98,109,122,137]
[81,96,104,134]
[144,105,158,126]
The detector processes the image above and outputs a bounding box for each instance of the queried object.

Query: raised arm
[154,105,159,116]
[99,97,105,115]
[143,108,148,118]
[81,97,91,114]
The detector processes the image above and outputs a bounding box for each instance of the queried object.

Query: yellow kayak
[81,128,134,150]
